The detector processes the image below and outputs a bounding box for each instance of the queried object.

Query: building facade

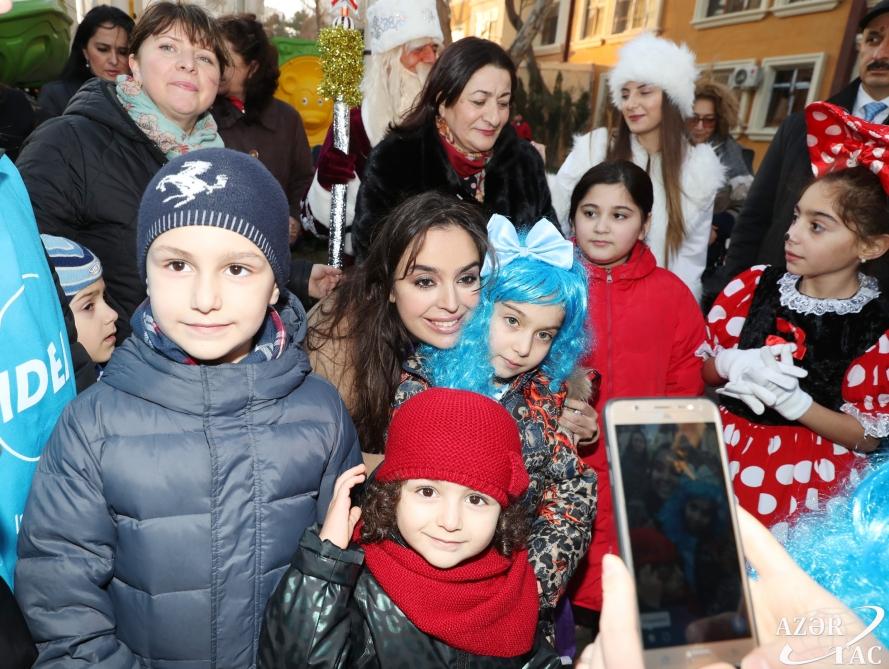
[74,0,264,23]
[451,0,871,165]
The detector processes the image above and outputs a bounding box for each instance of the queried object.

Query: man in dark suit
[704,0,889,306]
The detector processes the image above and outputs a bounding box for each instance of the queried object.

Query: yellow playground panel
[273,38,334,147]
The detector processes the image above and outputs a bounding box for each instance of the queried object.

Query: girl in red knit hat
[258,388,564,666]
[393,215,597,628]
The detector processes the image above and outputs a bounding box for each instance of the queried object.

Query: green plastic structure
[0,0,72,87]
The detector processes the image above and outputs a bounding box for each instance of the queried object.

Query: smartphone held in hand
[604,398,756,668]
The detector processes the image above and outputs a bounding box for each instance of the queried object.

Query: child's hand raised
[319,464,366,549]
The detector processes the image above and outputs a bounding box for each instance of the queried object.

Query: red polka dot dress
[706,265,889,539]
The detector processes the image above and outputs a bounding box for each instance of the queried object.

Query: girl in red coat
[566,160,707,636]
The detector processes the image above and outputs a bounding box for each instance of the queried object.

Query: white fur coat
[550,127,725,301]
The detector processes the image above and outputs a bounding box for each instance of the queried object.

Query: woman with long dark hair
[553,34,724,301]
[211,14,313,247]
[351,36,555,261]
[38,5,134,117]
[308,192,489,464]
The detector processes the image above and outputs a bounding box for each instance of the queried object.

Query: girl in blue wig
[393,214,598,624]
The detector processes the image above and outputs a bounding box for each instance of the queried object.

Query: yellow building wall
[566,0,854,166]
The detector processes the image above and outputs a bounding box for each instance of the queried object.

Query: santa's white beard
[362,55,432,146]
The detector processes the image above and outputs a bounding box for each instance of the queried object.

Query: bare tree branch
[436,0,453,44]
[508,0,555,66]
[504,0,523,31]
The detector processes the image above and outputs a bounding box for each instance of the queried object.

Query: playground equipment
[0,0,71,87]
[272,37,333,147]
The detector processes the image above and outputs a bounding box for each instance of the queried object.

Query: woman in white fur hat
[553,33,725,301]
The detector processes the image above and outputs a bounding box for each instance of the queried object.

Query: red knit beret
[377,388,529,507]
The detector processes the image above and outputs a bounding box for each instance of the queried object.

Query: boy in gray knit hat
[41,234,118,366]
[16,148,362,667]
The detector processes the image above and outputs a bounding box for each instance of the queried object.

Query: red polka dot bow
[805,101,889,192]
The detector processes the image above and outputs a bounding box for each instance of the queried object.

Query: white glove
[717,345,812,420]
[714,344,807,385]
[717,379,771,415]
[714,347,767,383]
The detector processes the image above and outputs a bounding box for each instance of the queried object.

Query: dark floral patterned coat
[394,354,597,608]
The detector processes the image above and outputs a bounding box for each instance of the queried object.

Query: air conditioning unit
[729,65,761,90]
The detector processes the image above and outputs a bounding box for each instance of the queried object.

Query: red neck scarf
[436,115,491,179]
[361,536,539,657]
[228,96,245,113]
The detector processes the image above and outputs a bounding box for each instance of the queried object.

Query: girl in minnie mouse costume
[703,101,889,538]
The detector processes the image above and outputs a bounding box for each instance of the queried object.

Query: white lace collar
[778,272,880,315]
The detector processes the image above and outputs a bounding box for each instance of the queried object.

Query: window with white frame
[691,0,767,28]
[763,65,813,125]
[771,0,839,18]
[578,0,606,39]
[540,3,560,44]
[475,7,499,41]
[704,0,762,17]
[612,0,649,33]
[747,53,826,140]
[535,0,572,49]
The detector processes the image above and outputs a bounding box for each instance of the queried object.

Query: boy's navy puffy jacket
[14,295,362,668]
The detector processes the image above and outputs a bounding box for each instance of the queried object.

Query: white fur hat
[608,33,699,118]
[365,0,443,56]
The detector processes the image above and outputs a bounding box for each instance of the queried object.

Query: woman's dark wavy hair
[360,479,530,556]
[129,1,229,73]
[306,191,488,453]
[60,5,134,83]
[217,14,279,123]
[569,160,654,227]
[395,36,517,135]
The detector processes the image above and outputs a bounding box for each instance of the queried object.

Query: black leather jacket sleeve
[258,527,366,669]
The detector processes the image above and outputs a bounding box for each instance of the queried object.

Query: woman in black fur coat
[351,37,555,261]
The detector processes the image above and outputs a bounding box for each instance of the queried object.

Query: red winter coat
[568,241,706,612]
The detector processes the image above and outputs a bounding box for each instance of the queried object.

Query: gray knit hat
[137,148,290,292]
[40,234,103,302]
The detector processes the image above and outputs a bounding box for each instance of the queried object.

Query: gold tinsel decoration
[317,26,364,108]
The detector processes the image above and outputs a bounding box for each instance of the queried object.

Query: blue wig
[785,458,889,645]
[424,239,589,399]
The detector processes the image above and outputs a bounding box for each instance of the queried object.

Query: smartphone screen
[606,399,755,668]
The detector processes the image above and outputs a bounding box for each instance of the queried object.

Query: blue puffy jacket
[15,295,362,668]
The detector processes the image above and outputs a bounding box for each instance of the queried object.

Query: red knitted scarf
[361,537,539,657]
[436,115,490,179]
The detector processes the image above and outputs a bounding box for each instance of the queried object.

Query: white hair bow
[481,214,574,277]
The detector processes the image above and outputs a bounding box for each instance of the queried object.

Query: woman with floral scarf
[16,1,227,341]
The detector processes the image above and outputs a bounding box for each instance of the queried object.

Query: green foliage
[514,70,592,171]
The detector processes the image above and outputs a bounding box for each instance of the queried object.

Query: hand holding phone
[577,508,885,669]
[604,398,756,668]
